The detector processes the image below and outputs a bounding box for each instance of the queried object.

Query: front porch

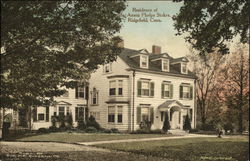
[158,100,191,130]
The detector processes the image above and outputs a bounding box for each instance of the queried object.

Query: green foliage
[85,126,98,133]
[139,120,152,132]
[1,1,126,109]
[183,115,191,131]
[173,1,249,55]
[162,113,170,132]
[65,114,73,127]
[77,116,86,130]
[86,115,101,130]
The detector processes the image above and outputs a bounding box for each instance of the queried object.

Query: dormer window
[162,59,169,72]
[140,55,148,68]
[181,62,188,74]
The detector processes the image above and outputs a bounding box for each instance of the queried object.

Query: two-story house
[88,45,197,132]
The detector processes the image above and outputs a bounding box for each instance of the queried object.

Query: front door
[171,111,180,129]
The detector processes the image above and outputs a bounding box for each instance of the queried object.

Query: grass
[15,132,170,143]
[95,137,249,161]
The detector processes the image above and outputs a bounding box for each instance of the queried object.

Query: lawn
[15,132,170,143]
[95,137,249,161]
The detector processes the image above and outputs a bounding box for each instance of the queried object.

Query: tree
[173,0,249,55]
[183,114,191,131]
[188,50,225,126]
[219,45,249,133]
[1,1,126,109]
[162,112,171,132]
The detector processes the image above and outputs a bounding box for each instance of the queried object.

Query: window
[108,106,115,123]
[180,85,193,99]
[109,81,116,96]
[141,107,149,122]
[162,59,169,71]
[75,107,84,121]
[103,63,112,73]
[138,81,154,97]
[66,107,70,115]
[142,82,149,96]
[141,55,148,68]
[59,106,65,116]
[91,88,98,105]
[181,63,188,74]
[117,106,123,123]
[118,80,123,95]
[183,86,190,98]
[38,114,45,121]
[162,83,173,98]
[76,86,85,98]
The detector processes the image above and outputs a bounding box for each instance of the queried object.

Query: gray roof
[119,48,196,79]
[158,100,184,109]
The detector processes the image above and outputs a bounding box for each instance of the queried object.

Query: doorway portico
[158,100,184,130]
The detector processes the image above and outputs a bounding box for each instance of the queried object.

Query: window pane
[142,82,149,89]
[109,88,116,95]
[59,106,65,116]
[118,115,122,123]
[38,114,45,121]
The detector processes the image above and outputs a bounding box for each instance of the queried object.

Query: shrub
[150,129,165,134]
[139,120,152,132]
[86,115,101,130]
[162,113,171,132]
[85,126,98,133]
[131,129,150,134]
[77,116,86,130]
[103,129,112,133]
[51,116,57,127]
[48,126,58,132]
[200,123,216,131]
[58,115,65,128]
[183,115,191,131]
[223,122,234,133]
[65,114,73,127]
[37,128,48,133]
[110,128,119,133]
[189,128,199,133]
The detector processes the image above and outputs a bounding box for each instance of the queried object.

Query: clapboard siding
[133,71,195,130]
[88,57,131,131]
[31,88,87,130]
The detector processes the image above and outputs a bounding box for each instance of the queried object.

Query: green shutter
[75,86,78,98]
[75,107,78,122]
[137,81,142,96]
[33,107,37,122]
[137,107,141,124]
[150,82,154,97]
[180,85,183,99]
[170,84,173,98]
[150,108,154,124]
[161,83,164,98]
[190,86,193,99]
[46,106,49,122]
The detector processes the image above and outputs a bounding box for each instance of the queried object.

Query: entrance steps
[168,129,188,136]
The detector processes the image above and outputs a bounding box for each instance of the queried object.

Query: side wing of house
[88,57,132,131]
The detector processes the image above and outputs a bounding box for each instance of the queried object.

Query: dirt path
[78,134,221,145]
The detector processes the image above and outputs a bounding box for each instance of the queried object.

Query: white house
[88,45,197,132]
[31,86,88,130]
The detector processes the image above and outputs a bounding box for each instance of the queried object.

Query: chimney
[152,45,161,54]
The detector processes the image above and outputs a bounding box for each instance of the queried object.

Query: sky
[118,1,189,58]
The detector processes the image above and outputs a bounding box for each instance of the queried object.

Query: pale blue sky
[118,1,189,58]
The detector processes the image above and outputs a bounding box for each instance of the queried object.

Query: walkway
[78,134,222,145]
